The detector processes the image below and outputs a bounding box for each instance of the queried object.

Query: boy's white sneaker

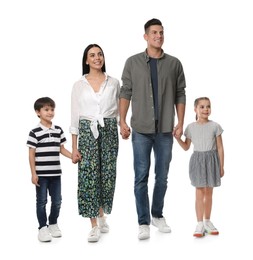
[38,226,52,242]
[49,224,62,237]
[151,217,171,233]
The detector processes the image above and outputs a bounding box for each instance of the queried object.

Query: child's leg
[195,187,205,221]
[203,187,213,220]
[203,187,219,234]
[193,188,206,237]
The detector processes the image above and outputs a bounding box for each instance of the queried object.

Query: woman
[70,44,120,242]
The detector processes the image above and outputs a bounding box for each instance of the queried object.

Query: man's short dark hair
[144,18,163,33]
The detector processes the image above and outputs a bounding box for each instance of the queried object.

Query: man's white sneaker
[98,216,109,233]
[138,225,150,240]
[38,226,52,242]
[88,226,100,242]
[48,224,62,237]
[204,220,219,235]
[151,217,171,233]
[193,222,205,237]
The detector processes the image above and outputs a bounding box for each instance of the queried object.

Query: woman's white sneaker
[98,216,109,233]
[88,226,100,242]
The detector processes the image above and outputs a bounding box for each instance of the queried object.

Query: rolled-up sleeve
[120,58,132,101]
[176,61,186,104]
[69,82,80,135]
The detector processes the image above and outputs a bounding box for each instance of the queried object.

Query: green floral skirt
[78,118,118,218]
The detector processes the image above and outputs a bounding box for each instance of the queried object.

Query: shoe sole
[88,237,99,242]
[193,233,205,238]
[100,228,109,233]
[138,235,150,240]
[51,234,62,238]
[205,231,219,235]
[38,238,52,242]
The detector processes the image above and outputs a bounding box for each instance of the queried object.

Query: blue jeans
[132,130,173,225]
[36,176,62,229]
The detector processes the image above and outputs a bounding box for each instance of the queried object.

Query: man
[119,18,186,240]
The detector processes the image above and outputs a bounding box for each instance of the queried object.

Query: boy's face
[36,105,55,124]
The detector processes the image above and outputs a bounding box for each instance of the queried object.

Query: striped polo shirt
[26,123,67,176]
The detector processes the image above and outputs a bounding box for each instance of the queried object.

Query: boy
[27,97,72,242]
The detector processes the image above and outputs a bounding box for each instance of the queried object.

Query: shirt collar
[38,122,56,131]
[81,72,108,82]
[144,49,165,62]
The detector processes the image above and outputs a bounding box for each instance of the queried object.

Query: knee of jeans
[52,197,62,207]
[37,198,48,207]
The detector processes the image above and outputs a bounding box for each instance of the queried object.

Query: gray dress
[184,120,223,187]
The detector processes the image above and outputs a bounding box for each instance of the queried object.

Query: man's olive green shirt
[120,50,186,133]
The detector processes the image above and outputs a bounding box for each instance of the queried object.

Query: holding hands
[72,148,81,164]
[120,122,131,139]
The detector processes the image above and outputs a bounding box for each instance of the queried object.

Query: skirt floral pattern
[78,118,118,218]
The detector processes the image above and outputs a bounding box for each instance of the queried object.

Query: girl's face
[195,99,211,121]
[86,47,104,71]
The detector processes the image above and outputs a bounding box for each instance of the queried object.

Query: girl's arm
[216,135,224,177]
[175,136,191,151]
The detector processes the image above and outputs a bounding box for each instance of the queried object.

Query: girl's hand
[173,124,183,138]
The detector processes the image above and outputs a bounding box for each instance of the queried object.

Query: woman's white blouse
[70,73,120,139]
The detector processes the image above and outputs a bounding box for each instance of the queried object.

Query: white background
[1,0,252,259]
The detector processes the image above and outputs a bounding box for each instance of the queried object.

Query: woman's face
[86,47,104,71]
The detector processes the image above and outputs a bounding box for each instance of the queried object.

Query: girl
[175,97,224,237]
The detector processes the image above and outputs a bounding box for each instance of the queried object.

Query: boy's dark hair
[82,43,106,75]
[144,18,163,33]
[34,97,55,111]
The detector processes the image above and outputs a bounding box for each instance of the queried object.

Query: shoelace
[205,222,216,230]
[90,227,99,237]
[139,226,149,233]
[159,218,167,226]
[195,224,204,233]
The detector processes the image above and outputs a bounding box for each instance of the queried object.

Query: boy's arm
[28,148,39,186]
[60,145,72,159]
